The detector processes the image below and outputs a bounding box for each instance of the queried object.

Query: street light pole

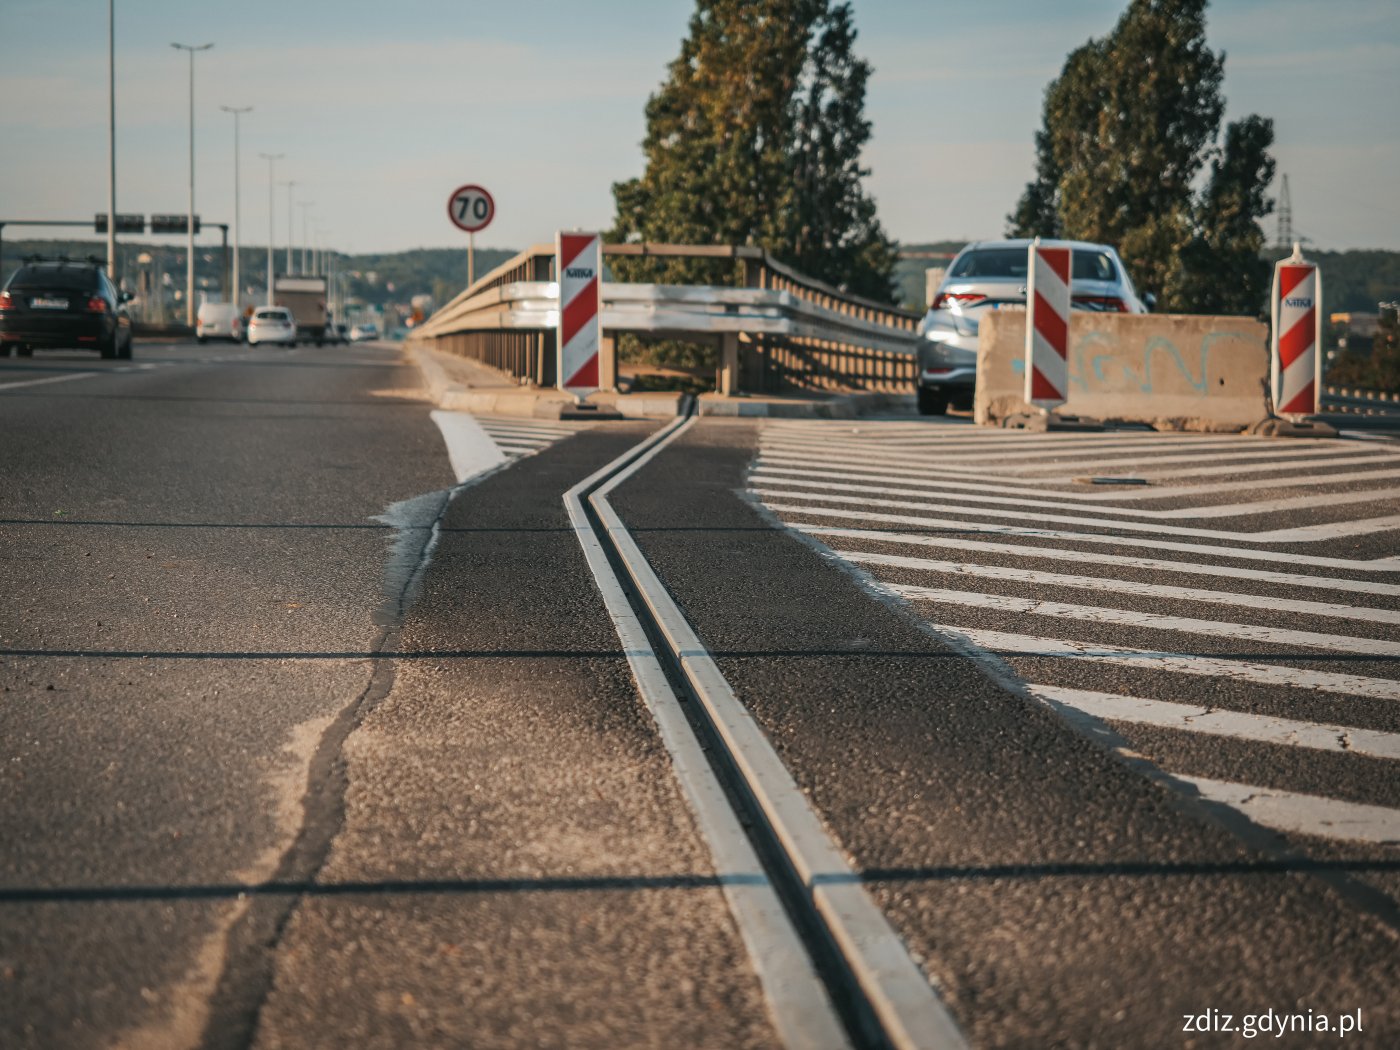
[259,152,282,306]
[172,41,213,326]
[281,180,296,274]
[299,201,312,275]
[107,0,117,284]
[220,105,251,308]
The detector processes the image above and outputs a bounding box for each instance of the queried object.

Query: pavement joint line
[1029,685,1400,762]
[562,415,853,1050]
[760,503,1400,572]
[588,426,969,1050]
[838,549,1400,626]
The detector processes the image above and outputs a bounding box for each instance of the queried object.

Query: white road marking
[751,472,1400,521]
[790,524,1400,597]
[1032,685,1400,762]
[1176,776,1400,844]
[755,459,1400,503]
[756,443,1400,484]
[428,410,507,483]
[890,584,1400,657]
[753,488,1400,544]
[0,370,100,391]
[765,503,1400,571]
[937,627,1400,701]
[840,549,1400,627]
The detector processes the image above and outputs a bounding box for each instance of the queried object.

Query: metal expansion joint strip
[569,414,967,1050]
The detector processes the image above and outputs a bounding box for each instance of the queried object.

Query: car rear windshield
[254,309,288,319]
[949,248,1118,282]
[8,266,100,290]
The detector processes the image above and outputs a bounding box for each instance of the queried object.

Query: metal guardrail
[411,243,921,395]
[1321,385,1400,418]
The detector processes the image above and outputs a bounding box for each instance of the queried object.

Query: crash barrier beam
[410,243,922,396]
[975,310,1271,432]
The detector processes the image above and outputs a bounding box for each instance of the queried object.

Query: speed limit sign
[447,184,494,233]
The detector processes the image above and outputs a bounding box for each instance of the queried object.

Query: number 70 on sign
[447,184,494,233]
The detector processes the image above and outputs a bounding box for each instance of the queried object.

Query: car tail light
[1072,295,1128,312]
[0,292,13,311]
[86,296,108,313]
[932,292,987,310]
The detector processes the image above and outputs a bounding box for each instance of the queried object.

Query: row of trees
[1008,0,1276,315]
[612,0,1279,318]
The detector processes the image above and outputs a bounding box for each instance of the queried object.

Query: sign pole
[469,231,475,289]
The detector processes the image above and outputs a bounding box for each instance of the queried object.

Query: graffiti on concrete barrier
[1011,330,1236,397]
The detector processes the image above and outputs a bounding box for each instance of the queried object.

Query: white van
[196,302,245,343]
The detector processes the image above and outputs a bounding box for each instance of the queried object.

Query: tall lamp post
[172,41,213,325]
[281,179,296,274]
[220,105,251,307]
[298,201,313,275]
[107,0,117,284]
[259,152,283,306]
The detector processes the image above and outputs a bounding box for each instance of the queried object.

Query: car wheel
[118,336,134,361]
[0,345,11,357]
[197,335,207,344]
[100,335,119,360]
[917,387,949,416]
[17,346,33,357]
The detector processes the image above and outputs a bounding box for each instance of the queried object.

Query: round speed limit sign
[448,184,494,233]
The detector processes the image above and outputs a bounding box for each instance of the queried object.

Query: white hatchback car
[247,307,297,347]
[916,239,1153,415]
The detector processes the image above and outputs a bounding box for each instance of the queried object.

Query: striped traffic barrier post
[557,231,602,400]
[1025,238,1072,412]
[1270,243,1323,417]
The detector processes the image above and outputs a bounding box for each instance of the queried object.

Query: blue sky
[2,0,1396,256]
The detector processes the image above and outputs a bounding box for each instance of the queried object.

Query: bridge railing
[410,243,922,395]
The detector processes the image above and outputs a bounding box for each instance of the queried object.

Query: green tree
[1176,115,1276,315]
[1008,0,1273,314]
[610,0,896,301]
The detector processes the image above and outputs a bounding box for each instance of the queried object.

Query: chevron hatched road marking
[474,415,594,459]
[751,419,1400,846]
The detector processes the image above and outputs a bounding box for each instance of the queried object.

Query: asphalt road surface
[3,343,1398,1048]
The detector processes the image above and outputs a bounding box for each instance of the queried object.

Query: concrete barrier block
[974,311,1270,432]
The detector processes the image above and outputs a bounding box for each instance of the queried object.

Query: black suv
[0,256,134,360]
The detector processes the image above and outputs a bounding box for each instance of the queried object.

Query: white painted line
[1032,685,1400,762]
[1176,776,1400,844]
[754,458,1400,503]
[890,583,1400,657]
[789,525,1400,598]
[564,419,853,1050]
[0,370,101,391]
[428,410,507,483]
[751,487,1400,544]
[757,443,1400,485]
[839,550,1400,627]
[761,503,1400,572]
[750,473,1400,521]
[937,626,1400,701]
[591,430,968,1050]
